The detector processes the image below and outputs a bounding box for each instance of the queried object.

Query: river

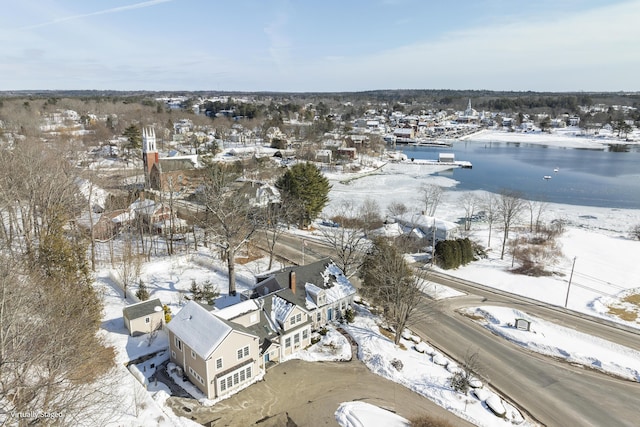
[400,141,640,209]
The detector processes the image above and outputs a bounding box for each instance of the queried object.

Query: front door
[327,308,333,321]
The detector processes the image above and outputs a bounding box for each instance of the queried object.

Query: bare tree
[449,348,482,394]
[257,201,294,270]
[525,199,548,233]
[497,190,526,259]
[359,237,428,345]
[117,237,142,299]
[319,200,371,277]
[359,197,383,232]
[480,193,498,248]
[199,163,257,296]
[460,193,478,232]
[387,201,408,217]
[419,184,444,216]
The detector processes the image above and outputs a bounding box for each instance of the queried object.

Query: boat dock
[399,158,472,169]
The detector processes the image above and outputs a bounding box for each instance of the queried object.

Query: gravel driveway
[167,358,473,426]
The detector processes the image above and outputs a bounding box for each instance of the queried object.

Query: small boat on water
[543,175,552,180]
[554,167,559,173]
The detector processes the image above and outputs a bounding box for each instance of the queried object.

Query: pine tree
[276,162,330,227]
[135,279,150,301]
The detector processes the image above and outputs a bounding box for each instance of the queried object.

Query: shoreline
[456,127,640,149]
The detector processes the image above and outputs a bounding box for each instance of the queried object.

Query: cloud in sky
[1,0,638,91]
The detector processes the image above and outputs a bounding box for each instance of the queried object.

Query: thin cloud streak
[18,0,173,30]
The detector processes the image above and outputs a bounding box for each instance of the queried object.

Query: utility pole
[564,256,576,308]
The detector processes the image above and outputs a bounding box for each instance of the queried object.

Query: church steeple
[142,127,159,188]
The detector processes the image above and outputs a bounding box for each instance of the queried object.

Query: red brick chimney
[289,271,296,294]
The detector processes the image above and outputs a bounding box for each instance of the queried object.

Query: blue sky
[1,0,639,92]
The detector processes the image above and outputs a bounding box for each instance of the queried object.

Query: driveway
[166,359,474,426]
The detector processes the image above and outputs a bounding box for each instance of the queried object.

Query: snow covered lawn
[286,326,352,362]
[461,306,640,382]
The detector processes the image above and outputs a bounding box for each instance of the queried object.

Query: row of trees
[435,238,474,269]
[0,138,116,423]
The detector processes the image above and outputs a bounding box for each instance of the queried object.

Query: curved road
[270,232,640,427]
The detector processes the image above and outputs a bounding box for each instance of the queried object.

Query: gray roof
[123,298,163,320]
[253,258,355,309]
[157,158,197,172]
[166,301,233,359]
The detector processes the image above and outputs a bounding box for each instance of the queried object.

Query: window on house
[285,337,291,348]
[243,346,249,357]
[296,313,301,322]
[220,380,226,392]
[175,337,182,350]
[294,334,300,345]
[302,329,309,340]
[145,317,150,324]
[246,366,252,378]
[237,348,243,360]
[191,350,196,359]
[216,358,223,369]
[290,317,295,325]
[171,350,176,359]
[317,312,321,322]
[233,373,239,385]
[240,369,245,382]
[227,377,232,389]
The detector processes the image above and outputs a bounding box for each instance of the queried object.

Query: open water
[401,141,640,209]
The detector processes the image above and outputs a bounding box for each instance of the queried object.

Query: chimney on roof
[289,271,296,294]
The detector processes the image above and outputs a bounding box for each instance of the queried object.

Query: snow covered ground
[461,306,640,382]
[94,128,640,425]
[340,303,531,427]
[335,401,410,427]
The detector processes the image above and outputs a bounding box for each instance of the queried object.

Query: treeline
[477,95,594,113]
[0,138,116,423]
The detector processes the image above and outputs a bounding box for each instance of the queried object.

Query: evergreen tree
[276,162,330,227]
[135,279,150,301]
[122,124,141,157]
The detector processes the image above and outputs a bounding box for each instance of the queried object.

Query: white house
[392,212,459,243]
[249,258,357,329]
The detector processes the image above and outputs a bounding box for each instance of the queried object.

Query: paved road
[167,359,475,427]
[412,278,640,427]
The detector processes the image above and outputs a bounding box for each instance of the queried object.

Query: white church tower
[142,127,159,187]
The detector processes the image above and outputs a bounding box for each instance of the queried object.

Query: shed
[123,298,164,336]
